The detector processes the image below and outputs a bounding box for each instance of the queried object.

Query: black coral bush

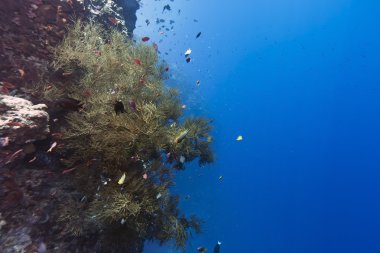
[52,21,214,252]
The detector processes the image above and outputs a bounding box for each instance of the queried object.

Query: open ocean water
[135,0,380,252]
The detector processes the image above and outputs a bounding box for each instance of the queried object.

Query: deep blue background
[135,0,380,252]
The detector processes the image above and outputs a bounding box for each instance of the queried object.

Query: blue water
[135,1,380,252]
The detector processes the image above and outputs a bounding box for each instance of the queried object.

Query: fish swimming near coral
[174,129,189,143]
[108,17,121,25]
[0,81,16,95]
[197,246,207,253]
[5,149,23,165]
[128,100,137,111]
[118,173,126,185]
[142,36,150,42]
[0,137,9,148]
[82,89,93,97]
[114,100,125,114]
[47,142,57,152]
[18,69,25,78]
[90,9,101,15]
[214,241,221,253]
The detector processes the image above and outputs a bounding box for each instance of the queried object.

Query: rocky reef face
[0,0,140,96]
[0,1,143,253]
[0,95,50,167]
[0,0,141,159]
[115,0,140,36]
[0,0,86,92]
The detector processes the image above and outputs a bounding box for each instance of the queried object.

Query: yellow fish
[236,135,243,141]
[207,136,213,142]
[174,129,189,143]
[118,173,126,185]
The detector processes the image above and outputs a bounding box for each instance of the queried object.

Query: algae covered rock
[48,21,213,252]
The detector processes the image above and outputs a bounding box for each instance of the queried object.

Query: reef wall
[0,0,141,163]
[0,0,140,93]
[0,1,143,252]
[0,0,86,90]
[115,0,140,37]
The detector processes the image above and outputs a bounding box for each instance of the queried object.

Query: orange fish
[45,85,53,91]
[51,132,63,139]
[28,156,37,163]
[1,81,16,94]
[62,167,77,174]
[18,69,25,78]
[62,72,72,77]
[6,149,24,164]
[108,17,121,25]
[2,82,16,89]
[134,59,141,65]
[82,89,92,97]
[142,37,150,42]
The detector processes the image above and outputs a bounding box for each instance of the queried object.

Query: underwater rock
[0,227,33,253]
[114,0,140,37]
[0,95,49,166]
[0,0,86,90]
[0,0,141,90]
